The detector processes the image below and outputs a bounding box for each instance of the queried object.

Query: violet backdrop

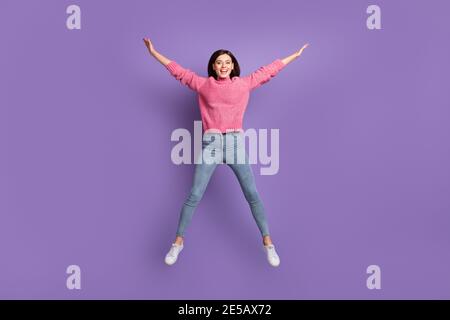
[1,0,449,299]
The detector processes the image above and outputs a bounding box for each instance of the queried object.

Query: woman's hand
[143,37,171,66]
[295,43,309,58]
[281,43,309,65]
[143,37,154,54]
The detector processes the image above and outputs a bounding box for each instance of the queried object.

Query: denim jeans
[175,131,270,237]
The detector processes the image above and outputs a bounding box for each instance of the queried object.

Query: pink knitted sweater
[165,59,286,133]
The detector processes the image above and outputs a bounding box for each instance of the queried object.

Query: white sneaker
[264,244,280,267]
[165,243,184,265]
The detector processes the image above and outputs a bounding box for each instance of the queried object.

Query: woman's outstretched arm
[243,43,309,91]
[143,38,171,66]
[281,43,309,66]
[143,37,206,92]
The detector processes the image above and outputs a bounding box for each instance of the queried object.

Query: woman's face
[213,54,234,79]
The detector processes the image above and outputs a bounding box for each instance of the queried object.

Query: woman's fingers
[296,43,309,56]
[143,38,153,51]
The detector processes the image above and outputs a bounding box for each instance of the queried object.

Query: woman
[143,38,309,267]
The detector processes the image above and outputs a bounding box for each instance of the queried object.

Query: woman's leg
[166,142,218,265]
[228,160,272,240]
[175,161,217,239]
[225,135,280,266]
[175,136,221,240]
[224,133,271,242]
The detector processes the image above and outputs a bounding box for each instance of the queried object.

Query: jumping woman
[143,38,309,267]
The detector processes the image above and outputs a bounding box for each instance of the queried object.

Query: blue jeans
[176,131,270,237]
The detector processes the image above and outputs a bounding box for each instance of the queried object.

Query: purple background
[1,0,449,299]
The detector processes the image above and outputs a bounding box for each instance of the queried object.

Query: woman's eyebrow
[216,59,232,62]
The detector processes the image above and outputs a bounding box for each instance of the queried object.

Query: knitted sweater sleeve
[165,61,207,92]
[243,59,286,91]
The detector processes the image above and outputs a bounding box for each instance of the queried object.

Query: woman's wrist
[281,53,297,65]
